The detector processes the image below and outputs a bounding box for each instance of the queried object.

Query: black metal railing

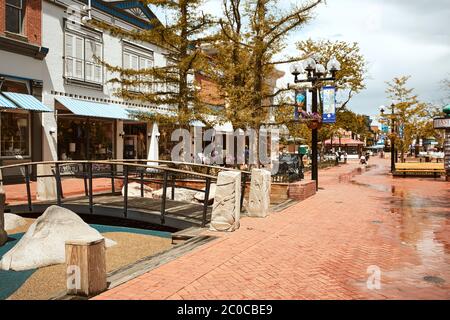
[0,160,251,228]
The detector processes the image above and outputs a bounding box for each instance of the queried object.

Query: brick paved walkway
[93,158,450,300]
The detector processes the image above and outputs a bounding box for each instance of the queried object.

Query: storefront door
[123,123,147,160]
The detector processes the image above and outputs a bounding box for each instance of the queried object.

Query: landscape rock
[152,187,198,203]
[122,182,153,198]
[247,169,271,218]
[0,205,116,271]
[4,213,27,231]
[210,171,241,232]
[194,184,217,203]
[0,193,7,246]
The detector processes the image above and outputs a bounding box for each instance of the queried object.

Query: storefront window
[123,123,147,159]
[89,119,114,160]
[0,112,30,157]
[58,117,114,160]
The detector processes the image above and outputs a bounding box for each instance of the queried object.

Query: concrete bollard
[210,171,241,232]
[65,237,107,297]
[0,193,7,246]
[247,169,271,218]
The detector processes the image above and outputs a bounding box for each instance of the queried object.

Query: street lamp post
[380,103,397,172]
[290,55,341,190]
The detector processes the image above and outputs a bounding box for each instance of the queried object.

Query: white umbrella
[147,122,160,170]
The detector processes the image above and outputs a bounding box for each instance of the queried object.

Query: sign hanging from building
[294,90,307,121]
[321,86,336,123]
[433,117,450,129]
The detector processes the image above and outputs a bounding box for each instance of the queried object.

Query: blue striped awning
[0,94,18,109]
[56,96,130,120]
[126,107,177,120]
[2,92,52,112]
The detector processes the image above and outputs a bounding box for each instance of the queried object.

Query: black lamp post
[379,103,397,172]
[290,55,341,190]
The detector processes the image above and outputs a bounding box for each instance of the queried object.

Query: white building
[0,0,170,185]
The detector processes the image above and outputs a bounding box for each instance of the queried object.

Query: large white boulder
[4,213,27,231]
[152,187,198,203]
[0,205,116,271]
[0,193,7,246]
[247,169,271,218]
[210,171,241,232]
[121,182,153,198]
[194,184,217,203]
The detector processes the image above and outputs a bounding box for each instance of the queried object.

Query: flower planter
[307,120,322,130]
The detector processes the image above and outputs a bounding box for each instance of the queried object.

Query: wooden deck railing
[0,160,251,227]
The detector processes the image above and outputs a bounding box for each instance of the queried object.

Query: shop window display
[58,117,114,160]
[0,112,30,157]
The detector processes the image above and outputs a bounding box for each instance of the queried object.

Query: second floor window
[65,32,103,84]
[6,0,25,34]
[123,45,153,93]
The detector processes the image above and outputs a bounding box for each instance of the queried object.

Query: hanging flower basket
[307,120,322,130]
[300,111,323,129]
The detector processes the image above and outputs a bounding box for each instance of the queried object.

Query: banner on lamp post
[294,90,307,121]
[322,86,336,124]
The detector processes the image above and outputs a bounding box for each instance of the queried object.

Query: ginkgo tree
[91,0,215,127]
[385,76,429,162]
[206,0,324,167]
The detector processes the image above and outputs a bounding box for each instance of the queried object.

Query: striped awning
[0,94,18,109]
[55,96,130,120]
[2,92,52,112]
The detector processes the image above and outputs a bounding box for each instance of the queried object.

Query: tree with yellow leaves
[91,0,214,127]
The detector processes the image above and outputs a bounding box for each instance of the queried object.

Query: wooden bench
[393,163,445,178]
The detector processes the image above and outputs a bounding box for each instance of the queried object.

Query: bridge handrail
[0,160,250,227]
[105,159,252,175]
[0,160,217,180]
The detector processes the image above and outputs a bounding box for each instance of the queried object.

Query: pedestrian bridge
[0,160,251,230]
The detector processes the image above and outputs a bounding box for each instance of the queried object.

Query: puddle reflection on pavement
[346,162,450,292]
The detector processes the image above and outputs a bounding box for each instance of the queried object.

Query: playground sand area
[3,218,173,300]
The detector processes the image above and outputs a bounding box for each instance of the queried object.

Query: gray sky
[151,0,450,121]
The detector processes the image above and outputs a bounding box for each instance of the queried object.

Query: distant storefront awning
[214,122,234,133]
[2,92,52,112]
[126,107,177,121]
[324,138,364,146]
[56,96,129,120]
[0,94,18,109]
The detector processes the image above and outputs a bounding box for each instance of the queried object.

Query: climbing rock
[4,213,27,231]
[121,182,153,198]
[194,184,217,203]
[0,205,116,271]
[152,187,198,203]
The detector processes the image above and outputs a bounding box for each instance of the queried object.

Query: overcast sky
[151,0,450,121]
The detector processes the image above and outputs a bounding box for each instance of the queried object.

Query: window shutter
[131,54,138,70]
[86,40,95,62]
[65,34,74,77]
[75,36,83,59]
[75,36,84,79]
[65,34,73,57]
[123,52,130,69]
[94,65,102,83]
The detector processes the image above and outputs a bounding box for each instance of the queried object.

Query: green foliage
[383,76,439,159]
[207,0,324,130]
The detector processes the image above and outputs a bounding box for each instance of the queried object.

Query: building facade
[0,0,170,186]
[0,0,49,179]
